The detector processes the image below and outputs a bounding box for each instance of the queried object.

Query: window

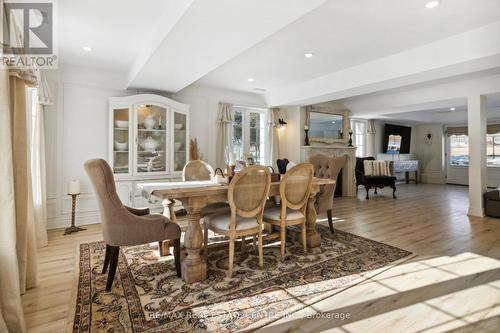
[232,107,267,165]
[351,120,367,157]
[448,133,500,167]
[449,135,469,166]
[487,134,500,167]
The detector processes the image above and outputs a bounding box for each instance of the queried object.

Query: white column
[467,95,487,217]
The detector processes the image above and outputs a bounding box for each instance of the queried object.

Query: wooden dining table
[140,178,335,284]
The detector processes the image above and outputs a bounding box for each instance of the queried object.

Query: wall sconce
[425,133,432,145]
[278,118,287,128]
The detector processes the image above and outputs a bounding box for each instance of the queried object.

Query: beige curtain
[30,71,52,248]
[268,108,281,169]
[216,103,234,168]
[10,71,39,294]
[367,119,376,157]
[0,70,40,333]
[0,70,31,332]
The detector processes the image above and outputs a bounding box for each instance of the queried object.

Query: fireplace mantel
[300,145,357,197]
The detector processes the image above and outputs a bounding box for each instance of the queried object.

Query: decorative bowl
[115,120,129,128]
[141,136,159,152]
[174,142,182,150]
[174,124,183,130]
[114,141,128,151]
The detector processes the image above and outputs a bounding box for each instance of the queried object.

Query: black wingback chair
[356,157,397,200]
[276,158,290,174]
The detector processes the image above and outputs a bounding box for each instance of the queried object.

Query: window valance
[446,126,467,136]
[446,124,500,136]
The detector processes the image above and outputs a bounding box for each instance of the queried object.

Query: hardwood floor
[22,184,500,332]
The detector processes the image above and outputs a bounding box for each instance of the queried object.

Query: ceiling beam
[127,0,327,92]
[266,21,500,106]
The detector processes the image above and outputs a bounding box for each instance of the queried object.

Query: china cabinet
[108,94,189,211]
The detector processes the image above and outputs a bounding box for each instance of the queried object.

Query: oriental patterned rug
[69,225,412,333]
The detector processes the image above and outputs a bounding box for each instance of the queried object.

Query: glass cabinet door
[173,111,187,172]
[135,104,168,174]
[112,108,130,174]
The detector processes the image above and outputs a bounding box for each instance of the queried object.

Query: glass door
[173,111,187,172]
[112,108,131,175]
[135,104,168,175]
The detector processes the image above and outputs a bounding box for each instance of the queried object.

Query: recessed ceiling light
[304,52,314,58]
[82,46,92,52]
[247,77,255,82]
[425,1,439,9]
[450,107,456,111]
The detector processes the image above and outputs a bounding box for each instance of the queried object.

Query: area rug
[70,225,411,332]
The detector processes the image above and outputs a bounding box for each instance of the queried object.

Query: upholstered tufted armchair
[84,159,181,291]
[309,154,347,233]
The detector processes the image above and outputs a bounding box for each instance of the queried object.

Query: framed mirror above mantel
[306,102,351,145]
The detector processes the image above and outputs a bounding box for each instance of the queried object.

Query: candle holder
[348,131,353,147]
[64,193,86,235]
[304,129,310,146]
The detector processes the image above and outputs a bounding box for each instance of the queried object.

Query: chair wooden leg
[240,236,246,253]
[374,187,378,194]
[229,236,235,278]
[326,209,334,234]
[173,238,181,278]
[280,222,286,260]
[258,231,263,269]
[392,185,397,199]
[365,186,370,200]
[105,246,119,292]
[301,222,307,254]
[102,244,111,274]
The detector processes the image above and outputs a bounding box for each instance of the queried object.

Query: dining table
[139,177,335,284]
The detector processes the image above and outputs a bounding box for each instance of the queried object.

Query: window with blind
[448,133,500,167]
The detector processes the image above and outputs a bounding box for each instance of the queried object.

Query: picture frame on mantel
[306,102,351,145]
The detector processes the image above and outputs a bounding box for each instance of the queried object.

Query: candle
[304,125,309,130]
[229,152,237,166]
[68,180,81,195]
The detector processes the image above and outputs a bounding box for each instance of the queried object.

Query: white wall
[414,124,446,184]
[45,65,266,229]
[45,65,131,229]
[278,106,303,162]
[372,120,417,160]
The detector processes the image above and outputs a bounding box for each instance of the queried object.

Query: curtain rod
[228,103,269,111]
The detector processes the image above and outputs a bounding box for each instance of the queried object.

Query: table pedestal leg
[305,190,321,248]
[160,199,178,256]
[181,201,206,284]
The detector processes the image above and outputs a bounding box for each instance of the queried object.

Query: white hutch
[108,94,189,211]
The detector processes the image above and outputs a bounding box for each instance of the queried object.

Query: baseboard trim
[467,206,485,217]
[47,211,101,230]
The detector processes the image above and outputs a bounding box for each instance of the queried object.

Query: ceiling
[373,93,500,125]
[196,0,500,95]
[57,0,500,107]
[58,0,177,71]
